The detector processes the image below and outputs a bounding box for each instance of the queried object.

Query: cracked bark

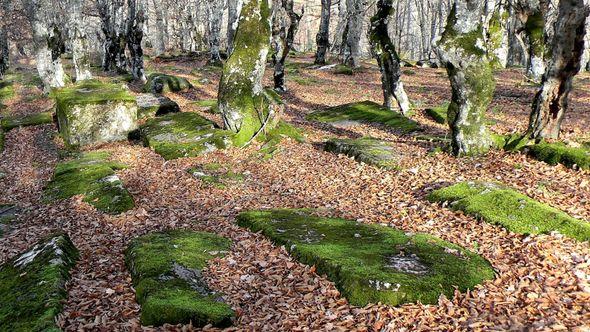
[314,0,331,65]
[271,0,303,92]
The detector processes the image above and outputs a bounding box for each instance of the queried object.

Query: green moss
[144,73,193,93]
[424,103,449,124]
[126,230,234,327]
[188,166,245,188]
[334,64,354,75]
[307,101,420,133]
[0,81,15,105]
[528,141,590,170]
[0,234,78,331]
[255,120,305,159]
[237,209,494,307]
[525,11,546,59]
[1,112,54,131]
[51,80,135,110]
[192,99,219,114]
[44,151,134,214]
[493,133,530,152]
[325,137,399,170]
[428,182,590,241]
[140,112,233,160]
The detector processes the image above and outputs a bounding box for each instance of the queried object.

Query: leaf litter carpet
[0,58,589,331]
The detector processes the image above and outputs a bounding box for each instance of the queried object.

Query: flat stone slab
[307,101,420,133]
[44,151,134,214]
[1,111,54,131]
[325,137,399,169]
[0,233,78,331]
[53,80,138,147]
[136,93,180,119]
[428,182,590,241]
[140,112,232,160]
[126,230,234,327]
[237,209,494,306]
[144,73,193,94]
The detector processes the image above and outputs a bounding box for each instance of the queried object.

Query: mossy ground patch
[528,141,590,170]
[424,103,449,124]
[428,182,590,241]
[44,151,134,214]
[0,234,78,331]
[237,209,494,307]
[125,230,234,327]
[324,137,399,170]
[307,101,420,133]
[140,112,233,160]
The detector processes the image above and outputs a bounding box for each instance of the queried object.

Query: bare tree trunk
[97,0,127,73]
[23,0,66,91]
[314,0,331,65]
[68,0,92,81]
[272,0,303,92]
[331,0,347,53]
[436,0,501,156]
[527,0,590,139]
[207,0,225,65]
[0,0,9,79]
[151,0,165,55]
[227,0,239,53]
[218,0,274,146]
[127,0,146,82]
[342,0,367,67]
[370,0,410,114]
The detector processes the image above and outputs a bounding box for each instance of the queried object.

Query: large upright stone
[53,80,138,147]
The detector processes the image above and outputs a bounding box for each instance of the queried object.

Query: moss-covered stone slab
[53,80,138,147]
[0,233,78,331]
[1,111,54,131]
[237,209,494,306]
[424,103,448,124]
[140,112,232,160]
[307,101,420,133]
[136,93,180,119]
[144,73,193,94]
[325,137,399,170]
[528,141,590,170]
[126,230,234,327]
[44,151,134,214]
[428,182,590,241]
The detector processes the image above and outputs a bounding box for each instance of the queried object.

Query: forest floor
[1,53,589,331]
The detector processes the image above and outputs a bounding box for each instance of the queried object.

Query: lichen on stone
[144,73,193,94]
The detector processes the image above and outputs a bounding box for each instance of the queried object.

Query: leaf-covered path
[1,54,589,330]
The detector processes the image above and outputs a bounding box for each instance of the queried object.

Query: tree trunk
[227,0,239,53]
[0,0,9,79]
[23,0,66,91]
[272,0,303,92]
[342,0,367,67]
[207,0,225,65]
[127,0,146,82]
[370,0,410,115]
[218,0,274,147]
[331,0,347,53]
[527,0,590,139]
[152,0,165,56]
[436,0,501,156]
[97,0,127,73]
[314,0,331,65]
[68,0,92,81]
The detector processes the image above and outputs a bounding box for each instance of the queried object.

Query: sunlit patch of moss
[307,101,420,133]
[424,103,449,124]
[125,230,234,327]
[0,234,78,331]
[192,99,219,114]
[334,64,355,75]
[51,80,135,110]
[1,111,54,131]
[44,151,134,214]
[528,141,590,170]
[0,81,15,105]
[144,73,193,93]
[324,137,399,170]
[428,182,590,241]
[255,120,305,159]
[237,209,495,307]
[140,112,233,160]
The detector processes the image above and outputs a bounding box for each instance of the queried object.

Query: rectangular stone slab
[237,209,494,307]
[324,137,399,170]
[0,234,78,331]
[428,181,590,241]
[125,230,234,327]
[53,80,138,147]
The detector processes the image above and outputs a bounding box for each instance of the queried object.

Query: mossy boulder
[52,80,138,147]
[424,103,449,124]
[0,233,79,331]
[1,111,54,131]
[126,230,234,327]
[144,73,193,94]
[192,99,219,114]
[428,182,590,241]
[0,81,15,107]
[528,141,590,170]
[136,93,180,119]
[307,101,420,133]
[44,151,134,214]
[140,112,232,160]
[237,209,495,306]
[325,137,399,170]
